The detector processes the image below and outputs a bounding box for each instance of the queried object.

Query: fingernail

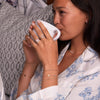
[32,22,35,26]
[30,25,32,29]
[29,28,31,31]
[37,20,41,23]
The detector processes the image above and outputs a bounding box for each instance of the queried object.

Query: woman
[11,0,100,99]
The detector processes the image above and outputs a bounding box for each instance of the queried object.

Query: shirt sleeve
[66,71,100,100]
[16,86,58,100]
[10,67,58,100]
[10,72,100,100]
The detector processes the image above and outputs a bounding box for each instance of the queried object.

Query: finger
[30,25,33,29]
[23,40,31,48]
[31,22,46,40]
[53,30,58,39]
[30,21,35,30]
[25,35,32,46]
[26,36,37,48]
[37,20,52,40]
[29,28,39,41]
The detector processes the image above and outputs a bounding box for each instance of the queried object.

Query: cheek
[71,12,86,32]
[59,16,86,40]
[74,17,86,31]
[63,15,86,35]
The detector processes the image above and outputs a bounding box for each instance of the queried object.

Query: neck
[69,39,87,55]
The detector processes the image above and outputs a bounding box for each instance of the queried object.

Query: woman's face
[53,0,88,41]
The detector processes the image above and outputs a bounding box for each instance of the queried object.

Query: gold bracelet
[43,77,58,81]
[47,74,58,77]
[42,73,58,80]
[44,69,58,71]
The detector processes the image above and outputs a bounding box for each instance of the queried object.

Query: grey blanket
[0,1,53,95]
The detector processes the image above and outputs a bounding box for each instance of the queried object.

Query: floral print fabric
[11,44,100,100]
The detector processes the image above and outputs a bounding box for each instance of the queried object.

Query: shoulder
[81,46,100,73]
[72,46,100,78]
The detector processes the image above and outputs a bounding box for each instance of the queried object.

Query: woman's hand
[17,36,40,98]
[27,20,58,70]
[23,34,40,65]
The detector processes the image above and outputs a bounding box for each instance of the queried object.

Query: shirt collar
[58,43,99,63]
[81,46,98,62]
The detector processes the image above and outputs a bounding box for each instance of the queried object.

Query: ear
[85,14,89,24]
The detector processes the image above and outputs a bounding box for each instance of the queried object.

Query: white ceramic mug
[33,20,61,40]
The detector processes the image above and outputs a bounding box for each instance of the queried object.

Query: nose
[53,13,60,26]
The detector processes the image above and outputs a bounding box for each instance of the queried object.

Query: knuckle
[25,35,28,38]
[39,42,44,47]
[43,27,48,33]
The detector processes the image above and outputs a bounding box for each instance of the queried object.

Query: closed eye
[59,10,66,15]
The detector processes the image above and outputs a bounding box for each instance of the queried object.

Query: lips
[56,27,62,31]
[59,29,62,32]
[55,25,62,30]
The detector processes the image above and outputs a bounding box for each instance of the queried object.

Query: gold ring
[35,39,40,43]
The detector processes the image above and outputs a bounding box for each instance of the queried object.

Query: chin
[59,37,71,42]
[59,34,66,40]
[59,37,67,41]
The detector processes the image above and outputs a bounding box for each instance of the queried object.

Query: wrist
[43,64,58,71]
[25,61,38,65]
[42,68,58,89]
[22,61,38,78]
[43,69,58,79]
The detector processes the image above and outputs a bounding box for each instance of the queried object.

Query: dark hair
[58,0,100,55]
[71,0,100,55]
[47,0,54,5]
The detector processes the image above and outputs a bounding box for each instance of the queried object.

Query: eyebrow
[52,6,68,10]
